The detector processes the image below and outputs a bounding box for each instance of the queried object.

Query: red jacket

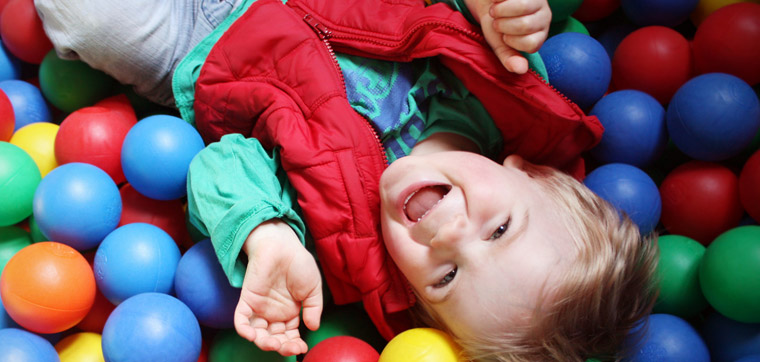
[193,0,602,340]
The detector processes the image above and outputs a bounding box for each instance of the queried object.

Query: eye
[435,267,457,288]
[490,217,511,240]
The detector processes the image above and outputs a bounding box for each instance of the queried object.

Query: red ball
[611,26,692,104]
[572,0,621,22]
[0,242,96,333]
[0,88,13,141]
[303,336,380,362]
[692,2,760,86]
[0,0,53,64]
[54,98,137,184]
[74,251,116,333]
[119,183,190,247]
[660,161,744,244]
[740,150,760,223]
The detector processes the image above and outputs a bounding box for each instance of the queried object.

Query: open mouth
[403,185,451,222]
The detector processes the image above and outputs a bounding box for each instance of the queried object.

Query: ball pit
[33,162,122,250]
[9,121,59,177]
[0,242,96,334]
[0,141,40,227]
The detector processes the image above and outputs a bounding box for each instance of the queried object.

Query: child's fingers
[491,9,551,37]
[501,31,548,54]
[490,0,545,19]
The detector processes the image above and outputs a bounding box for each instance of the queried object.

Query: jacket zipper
[303,13,389,166]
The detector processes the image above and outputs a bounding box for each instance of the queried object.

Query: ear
[502,154,526,170]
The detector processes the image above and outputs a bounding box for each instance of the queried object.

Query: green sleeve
[186,134,306,287]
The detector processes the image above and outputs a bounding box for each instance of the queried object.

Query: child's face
[379,152,577,339]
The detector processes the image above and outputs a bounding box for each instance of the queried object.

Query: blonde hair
[412,162,659,362]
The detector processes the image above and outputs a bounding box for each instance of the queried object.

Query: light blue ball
[121,115,205,200]
[102,293,201,362]
[0,295,21,329]
[94,223,181,305]
[0,43,21,82]
[584,163,662,234]
[541,32,611,110]
[667,73,760,162]
[590,90,667,168]
[624,314,709,362]
[175,239,240,329]
[0,328,59,362]
[33,163,122,251]
[0,80,52,131]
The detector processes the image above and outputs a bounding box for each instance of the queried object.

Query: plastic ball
[121,114,205,200]
[653,235,708,318]
[0,225,31,274]
[540,32,611,110]
[379,328,463,362]
[596,23,636,61]
[692,3,760,86]
[547,0,584,22]
[0,242,96,333]
[55,104,137,184]
[175,239,240,329]
[737,355,760,362]
[55,332,104,362]
[303,336,379,362]
[700,311,760,362]
[0,0,53,64]
[305,304,386,352]
[741,150,760,223]
[691,0,758,26]
[700,225,760,323]
[620,0,700,26]
[102,293,202,362]
[0,89,13,142]
[583,163,662,234]
[1,292,22,329]
[208,328,295,362]
[659,161,743,244]
[0,141,40,226]
[10,121,59,177]
[38,50,119,113]
[547,17,589,38]
[94,223,181,305]
[572,0,621,22]
[667,73,760,161]
[0,41,21,81]
[75,287,115,334]
[0,328,59,362]
[33,162,122,250]
[0,79,52,131]
[118,183,189,246]
[589,90,667,167]
[611,26,692,104]
[624,314,710,361]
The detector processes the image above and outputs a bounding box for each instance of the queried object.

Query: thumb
[481,15,528,74]
[301,287,323,331]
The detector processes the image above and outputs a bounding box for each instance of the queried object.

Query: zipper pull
[303,14,332,40]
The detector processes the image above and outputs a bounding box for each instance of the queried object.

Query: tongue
[405,186,448,221]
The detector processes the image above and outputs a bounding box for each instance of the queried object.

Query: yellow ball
[691,0,760,25]
[379,328,464,362]
[9,122,59,177]
[55,332,105,362]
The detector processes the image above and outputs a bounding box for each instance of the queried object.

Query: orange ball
[0,242,96,333]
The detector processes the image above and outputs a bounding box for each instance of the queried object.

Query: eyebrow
[436,209,531,305]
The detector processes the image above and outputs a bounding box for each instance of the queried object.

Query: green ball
[27,215,47,243]
[700,225,760,323]
[0,226,31,275]
[547,0,584,23]
[548,16,590,38]
[653,235,708,318]
[208,329,296,362]
[304,303,385,352]
[0,142,41,226]
[38,50,118,113]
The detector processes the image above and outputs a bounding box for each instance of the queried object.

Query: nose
[429,214,468,250]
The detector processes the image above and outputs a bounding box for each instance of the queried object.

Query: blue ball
[175,239,240,329]
[0,80,52,131]
[94,223,181,305]
[596,23,637,60]
[584,163,661,234]
[1,294,20,329]
[700,312,760,362]
[102,293,201,362]
[0,43,21,82]
[590,90,667,167]
[540,32,611,110]
[667,73,760,162]
[620,0,700,27]
[121,115,205,201]
[624,314,710,362]
[0,328,59,362]
[33,163,122,250]
[736,356,760,362]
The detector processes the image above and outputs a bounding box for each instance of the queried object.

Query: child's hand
[467,0,552,74]
[234,220,323,356]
